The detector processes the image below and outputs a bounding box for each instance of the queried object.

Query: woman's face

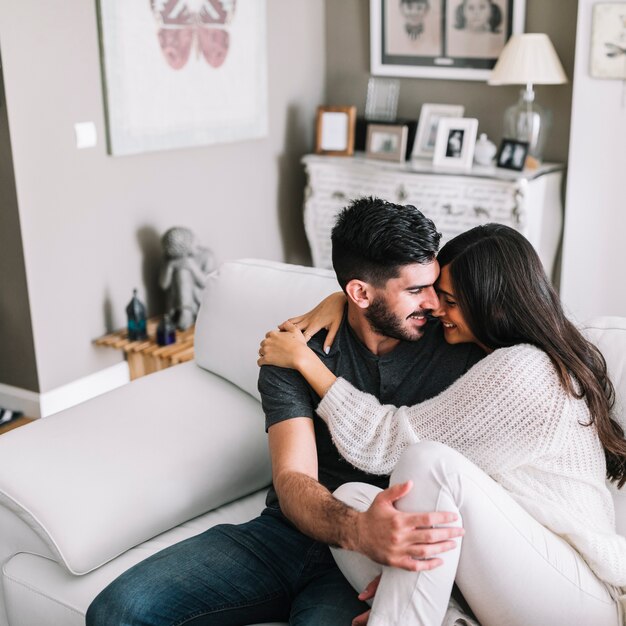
[464,0,491,32]
[433,265,478,346]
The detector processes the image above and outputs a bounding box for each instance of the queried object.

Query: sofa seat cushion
[2,490,285,626]
[0,363,271,575]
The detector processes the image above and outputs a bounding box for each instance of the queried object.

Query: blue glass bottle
[156,314,176,346]
[126,289,147,341]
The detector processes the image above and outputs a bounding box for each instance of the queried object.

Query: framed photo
[496,138,529,170]
[315,106,357,156]
[433,117,478,170]
[370,0,526,81]
[97,0,268,156]
[366,124,409,161]
[412,103,465,159]
[590,3,626,80]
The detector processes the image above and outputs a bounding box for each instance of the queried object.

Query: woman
[454,0,502,33]
[258,224,626,625]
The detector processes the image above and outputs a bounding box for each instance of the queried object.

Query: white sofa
[1,258,625,626]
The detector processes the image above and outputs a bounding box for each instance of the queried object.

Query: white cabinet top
[303,153,564,183]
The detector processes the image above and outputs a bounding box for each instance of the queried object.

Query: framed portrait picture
[366,124,409,161]
[370,0,526,80]
[590,3,626,80]
[412,103,465,159]
[433,117,478,169]
[496,138,529,170]
[315,106,357,156]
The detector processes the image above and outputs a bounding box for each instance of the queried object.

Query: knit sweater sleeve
[316,345,562,476]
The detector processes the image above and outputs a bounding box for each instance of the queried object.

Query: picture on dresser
[433,117,478,169]
[496,138,529,171]
[366,124,409,161]
[412,103,465,158]
[315,106,357,156]
[370,0,526,80]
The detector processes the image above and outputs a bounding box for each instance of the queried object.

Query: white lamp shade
[488,33,568,85]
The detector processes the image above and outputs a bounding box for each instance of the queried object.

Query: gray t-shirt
[258,312,485,511]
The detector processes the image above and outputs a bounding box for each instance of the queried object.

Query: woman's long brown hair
[438,224,626,487]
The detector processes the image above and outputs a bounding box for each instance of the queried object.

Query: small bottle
[126,289,147,341]
[156,314,176,346]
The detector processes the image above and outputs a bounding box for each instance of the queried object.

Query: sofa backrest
[583,317,626,536]
[194,259,340,401]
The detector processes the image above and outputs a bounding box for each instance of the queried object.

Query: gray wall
[0,53,39,391]
[0,0,326,393]
[325,0,577,164]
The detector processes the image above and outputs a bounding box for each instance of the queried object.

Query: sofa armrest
[0,362,270,575]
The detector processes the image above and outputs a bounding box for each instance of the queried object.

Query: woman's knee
[333,482,381,512]
[390,442,470,512]
[393,441,462,478]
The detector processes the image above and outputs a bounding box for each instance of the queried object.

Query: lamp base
[503,88,552,163]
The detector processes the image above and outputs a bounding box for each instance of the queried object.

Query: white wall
[560,0,626,321]
[0,0,326,394]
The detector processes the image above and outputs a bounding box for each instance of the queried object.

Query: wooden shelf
[94,318,195,380]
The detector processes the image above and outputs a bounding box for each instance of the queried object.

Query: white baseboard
[0,361,130,419]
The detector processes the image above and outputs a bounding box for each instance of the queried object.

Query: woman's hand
[258,320,311,370]
[352,575,381,625]
[289,292,346,354]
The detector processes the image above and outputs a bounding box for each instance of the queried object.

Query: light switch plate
[74,122,97,149]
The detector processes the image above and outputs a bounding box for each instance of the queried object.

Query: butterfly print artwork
[150,0,236,70]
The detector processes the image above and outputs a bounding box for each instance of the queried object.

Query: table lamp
[488,33,567,163]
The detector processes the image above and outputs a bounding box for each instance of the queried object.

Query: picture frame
[97,0,268,156]
[412,103,465,159]
[433,117,478,170]
[590,3,626,80]
[496,138,529,171]
[366,123,409,162]
[370,0,526,81]
[315,105,357,156]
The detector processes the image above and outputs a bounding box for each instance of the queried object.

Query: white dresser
[302,154,564,279]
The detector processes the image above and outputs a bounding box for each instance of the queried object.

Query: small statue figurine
[159,227,215,330]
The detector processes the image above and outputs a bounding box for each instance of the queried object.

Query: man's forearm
[275,470,359,549]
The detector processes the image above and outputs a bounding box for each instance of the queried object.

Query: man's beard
[365,295,429,342]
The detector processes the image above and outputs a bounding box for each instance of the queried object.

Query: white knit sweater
[317,343,626,588]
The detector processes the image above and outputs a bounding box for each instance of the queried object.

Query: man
[87,197,483,625]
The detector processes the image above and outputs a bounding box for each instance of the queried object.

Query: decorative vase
[126,289,147,341]
[473,133,497,166]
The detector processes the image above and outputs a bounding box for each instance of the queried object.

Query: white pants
[332,442,620,626]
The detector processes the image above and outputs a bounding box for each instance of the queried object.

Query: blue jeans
[86,507,368,625]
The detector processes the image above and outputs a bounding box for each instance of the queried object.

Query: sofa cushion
[194,259,339,401]
[0,363,271,575]
[2,490,285,626]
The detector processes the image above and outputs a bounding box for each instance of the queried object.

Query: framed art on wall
[370,0,526,80]
[590,3,626,79]
[412,103,465,159]
[97,0,268,156]
[433,117,478,169]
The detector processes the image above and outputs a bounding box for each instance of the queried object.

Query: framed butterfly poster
[97,0,268,156]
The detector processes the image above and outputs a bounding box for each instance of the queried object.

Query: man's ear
[345,279,374,309]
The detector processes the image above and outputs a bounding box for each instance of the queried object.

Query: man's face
[365,261,440,341]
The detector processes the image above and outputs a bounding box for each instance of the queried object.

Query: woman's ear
[345,280,373,309]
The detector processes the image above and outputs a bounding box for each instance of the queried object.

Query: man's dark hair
[331,196,441,290]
